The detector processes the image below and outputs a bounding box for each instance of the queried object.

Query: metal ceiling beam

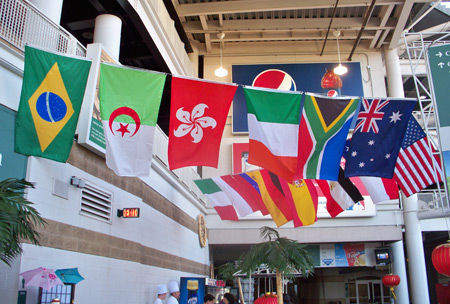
[348,0,377,61]
[320,0,340,56]
[182,18,396,33]
[176,0,405,17]
[369,4,394,48]
[389,0,415,49]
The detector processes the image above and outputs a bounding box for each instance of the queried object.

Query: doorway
[348,279,390,304]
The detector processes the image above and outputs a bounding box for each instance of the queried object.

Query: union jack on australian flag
[344,98,415,178]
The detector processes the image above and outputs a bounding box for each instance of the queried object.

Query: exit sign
[117,208,140,218]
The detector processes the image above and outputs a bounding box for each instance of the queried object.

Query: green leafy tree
[238,226,314,304]
[0,178,46,266]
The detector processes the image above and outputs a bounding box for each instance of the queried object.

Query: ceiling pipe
[320,0,340,56]
[347,0,377,61]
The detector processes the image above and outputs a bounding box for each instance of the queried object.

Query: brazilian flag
[15,46,91,162]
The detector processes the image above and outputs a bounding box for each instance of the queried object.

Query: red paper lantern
[254,292,278,304]
[432,243,450,276]
[382,274,400,299]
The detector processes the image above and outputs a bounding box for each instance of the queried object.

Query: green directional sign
[428,44,450,151]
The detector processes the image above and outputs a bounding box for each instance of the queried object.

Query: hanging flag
[280,179,318,227]
[168,77,237,170]
[317,168,364,218]
[393,116,444,197]
[99,63,166,177]
[212,176,258,217]
[244,87,302,183]
[194,178,239,221]
[235,173,270,215]
[359,177,399,203]
[344,98,415,178]
[15,46,91,162]
[246,170,292,227]
[296,93,359,181]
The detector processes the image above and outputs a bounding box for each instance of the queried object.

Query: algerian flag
[194,178,239,221]
[244,87,302,183]
[99,63,166,177]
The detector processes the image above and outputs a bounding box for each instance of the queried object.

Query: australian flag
[344,98,416,178]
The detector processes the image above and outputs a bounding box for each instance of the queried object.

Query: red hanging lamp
[382,274,400,300]
[432,242,450,276]
[254,292,278,304]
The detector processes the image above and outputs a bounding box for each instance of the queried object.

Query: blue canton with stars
[401,115,426,149]
[344,98,415,178]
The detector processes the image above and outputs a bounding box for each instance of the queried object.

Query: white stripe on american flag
[394,138,438,197]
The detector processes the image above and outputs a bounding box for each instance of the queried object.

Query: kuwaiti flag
[244,87,302,183]
[296,93,359,181]
[168,76,237,170]
[194,178,239,221]
[99,63,166,177]
[316,168,363,218]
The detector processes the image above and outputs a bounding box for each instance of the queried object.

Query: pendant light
[215,32,228,77]
[333,30,348,76]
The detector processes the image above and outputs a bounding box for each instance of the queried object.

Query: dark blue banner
[232,62,364,133]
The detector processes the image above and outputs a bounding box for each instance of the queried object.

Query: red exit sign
[117,208,140,218]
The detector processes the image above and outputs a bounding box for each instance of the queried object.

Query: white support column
[403,193,430,303]
[384,46,405,98]
[29,0,63,24]
[384,46,429,303]
[93,14,122,61]
[391,241,410,304]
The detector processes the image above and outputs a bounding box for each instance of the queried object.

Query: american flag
[393,116,443,197]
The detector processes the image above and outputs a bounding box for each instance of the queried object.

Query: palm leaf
[0,178,46,266]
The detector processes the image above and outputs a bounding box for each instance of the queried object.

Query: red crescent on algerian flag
[109,107,141,137]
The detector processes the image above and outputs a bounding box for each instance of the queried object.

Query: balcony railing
[0,0,86,56]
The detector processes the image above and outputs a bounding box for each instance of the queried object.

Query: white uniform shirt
[154,298,164,304]
[167,295,178,304]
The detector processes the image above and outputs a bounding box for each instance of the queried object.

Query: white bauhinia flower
[173,103,217,143]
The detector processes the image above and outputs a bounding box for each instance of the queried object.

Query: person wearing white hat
[153,284,168,304]
[167,280,180,304]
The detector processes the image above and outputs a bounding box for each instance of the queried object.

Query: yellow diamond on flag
[28,62,74,152]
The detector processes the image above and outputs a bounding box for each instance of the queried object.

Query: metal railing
[0,0,86,56]
[0,0,205,204]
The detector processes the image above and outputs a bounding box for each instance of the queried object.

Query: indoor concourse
[0,0,449,304]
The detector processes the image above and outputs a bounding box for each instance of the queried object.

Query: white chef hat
[168,280,179,293]
[157,284,167,295]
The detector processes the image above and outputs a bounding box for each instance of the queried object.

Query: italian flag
[244,87,302,183]
[194,178,239,221]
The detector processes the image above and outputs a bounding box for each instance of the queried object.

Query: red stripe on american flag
[394,138,440,197]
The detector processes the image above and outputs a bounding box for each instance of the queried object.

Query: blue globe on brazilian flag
[15,46,91,162]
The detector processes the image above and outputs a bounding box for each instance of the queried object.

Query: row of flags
[194,167,402,226]
[13,47,444,226]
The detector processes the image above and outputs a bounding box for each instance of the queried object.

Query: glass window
[39,284,74,304]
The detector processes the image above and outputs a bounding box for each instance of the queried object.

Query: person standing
[167,281,180,304]
[204,294,215,304]
[154,284,168,304]
[222,293,235,304]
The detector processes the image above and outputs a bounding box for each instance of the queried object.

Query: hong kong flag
[168,76,238,170]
